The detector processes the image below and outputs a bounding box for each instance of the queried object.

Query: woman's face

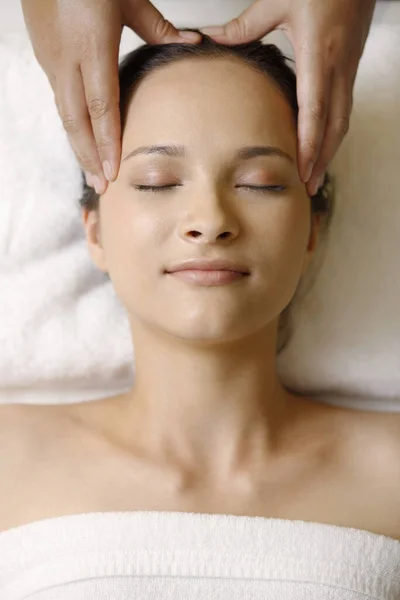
[84,56,319,343]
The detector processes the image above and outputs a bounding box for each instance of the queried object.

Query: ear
[301,214,322,276]
[81,209,109,274]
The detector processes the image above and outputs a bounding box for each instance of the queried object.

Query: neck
[112,319,306,486]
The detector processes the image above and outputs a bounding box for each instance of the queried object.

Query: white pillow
[0,2,399,410]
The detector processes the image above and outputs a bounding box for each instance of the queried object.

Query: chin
[170,330,246,345]
[159,316,260,345]
[133,298,274,343]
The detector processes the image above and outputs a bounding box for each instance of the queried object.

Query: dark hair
[79,30,334,353]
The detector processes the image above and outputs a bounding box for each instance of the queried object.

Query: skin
[82,55,322,485]
[2,57,400,539]
[201,0,377,194]
[20,0,201,195]
[21,0,376,197]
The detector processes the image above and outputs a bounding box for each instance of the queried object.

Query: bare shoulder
[0,403,33,447]
[0,402,86,532]
[0,404,42,511]
[368,409,400,456]
[0,398,117,470]
[0,404,44,458]
[338,405,400,474]
[352,407,400,444]
[0,402,72,463]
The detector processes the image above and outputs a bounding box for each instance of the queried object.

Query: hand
[201,0,376,195]
[21,0,201,194]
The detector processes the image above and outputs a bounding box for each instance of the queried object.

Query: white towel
[1,511,400,599]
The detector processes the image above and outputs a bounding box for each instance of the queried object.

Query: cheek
[251,193,310,252]
[251,196,310,294]
[101,205,172,283]
[99,210,167,320]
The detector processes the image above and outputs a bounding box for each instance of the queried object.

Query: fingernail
[200,26,225,37]
[179,30,201,42]
[313,174,325,194]
[304,161,314,182]
[84,171,93,187]
[310,179,319,196]
[92,175,106,195]
[103,160,113,181]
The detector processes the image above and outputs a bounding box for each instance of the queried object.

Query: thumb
[200,0,285,44]
[122,0,201,44]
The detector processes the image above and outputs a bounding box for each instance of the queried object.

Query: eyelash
[133,184,286,193]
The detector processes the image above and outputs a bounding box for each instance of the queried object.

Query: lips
[164,259,250,286]
[165,259,250,274]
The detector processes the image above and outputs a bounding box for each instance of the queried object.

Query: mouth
[164,259,250,286]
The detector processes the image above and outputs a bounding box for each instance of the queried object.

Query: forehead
[122,56,296,155]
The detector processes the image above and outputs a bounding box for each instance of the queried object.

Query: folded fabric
[1,511,400,599]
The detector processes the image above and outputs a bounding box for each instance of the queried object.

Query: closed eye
[132,184,287,194]
[133,184,180,193]
[237,185,287,193]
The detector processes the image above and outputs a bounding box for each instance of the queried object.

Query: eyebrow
[122,144,294,164]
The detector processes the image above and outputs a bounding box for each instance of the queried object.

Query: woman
[1,34,400,599]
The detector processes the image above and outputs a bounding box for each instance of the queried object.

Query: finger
[123,0,201,44]
[46,71,57,93]
[307,72,353,196]
[80,44,122,183]
[55,65,107,194]
[295,42,333,183]
[200,0,284,44]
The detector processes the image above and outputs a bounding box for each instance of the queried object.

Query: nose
[178,190,240,245]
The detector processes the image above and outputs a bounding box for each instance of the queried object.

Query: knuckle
[95,136,114,152]
[60,113,80,134]
[87,97,109,120]
[226,17,248,42]
[308,98,327,121]
[299,43,324,62]
[325,36,340,60]
[333,115,350,137]
[49,45,62,64]
[316,33,344,66]
[79,154,101,173]
[154,18,174,40]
